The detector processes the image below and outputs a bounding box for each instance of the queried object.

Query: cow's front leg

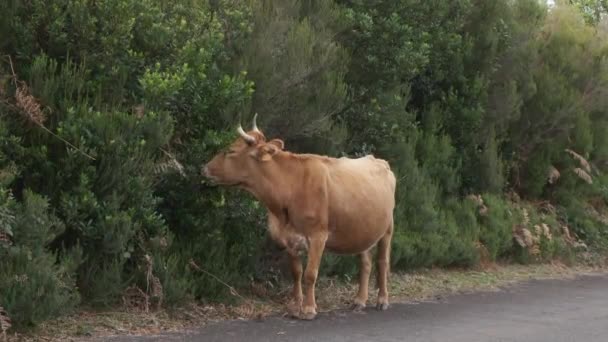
[301,232,327,320]
[286,249,303,317]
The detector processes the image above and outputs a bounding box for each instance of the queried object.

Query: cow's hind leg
[376,222,393,310]
[286,249,303,317]
[352,249,372,311]
[301,232,327,320]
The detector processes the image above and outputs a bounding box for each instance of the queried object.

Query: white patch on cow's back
[334,155,393,180]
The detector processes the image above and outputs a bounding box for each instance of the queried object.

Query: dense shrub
[0,189,81,329]
[479,194,516,260]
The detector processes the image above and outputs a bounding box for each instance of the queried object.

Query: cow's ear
[261,143,280,161]
[268,139,284,150]
[251,143,279,161]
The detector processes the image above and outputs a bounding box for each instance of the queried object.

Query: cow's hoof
[300,306,317,320]
[376,301,389,311]
[287,301,301,318]
[351,301,366,312]
[287,306,300,318]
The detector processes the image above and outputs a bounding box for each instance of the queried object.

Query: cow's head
[202,115,284,187]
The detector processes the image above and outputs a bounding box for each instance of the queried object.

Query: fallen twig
[188,259,246,301]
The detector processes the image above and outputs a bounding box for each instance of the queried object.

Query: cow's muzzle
[202,165,210,177]
[201,165,217,184]
[201,164,241,187]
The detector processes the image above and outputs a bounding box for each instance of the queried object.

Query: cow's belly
[324,195,394,255]
[324,215,392,255]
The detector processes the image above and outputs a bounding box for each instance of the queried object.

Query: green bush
[479,194,516,260]
[561,200,608,251]
[508,202,579,264]
[1,0,254,309]
[0,190,81,330]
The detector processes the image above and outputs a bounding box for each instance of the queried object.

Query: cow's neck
[243,153,295,218]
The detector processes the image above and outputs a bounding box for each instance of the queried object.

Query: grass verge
[7,260,607,342]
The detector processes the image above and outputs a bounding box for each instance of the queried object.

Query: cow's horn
[237,125,256,144]
[252,113,260,133]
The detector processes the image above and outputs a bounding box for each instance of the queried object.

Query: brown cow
[202,115,396,320]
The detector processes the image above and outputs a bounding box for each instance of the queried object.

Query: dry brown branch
[0,231,10,244]
[154,148,186,177]
[562,225,573,240]
[534,223,553,241]
[534,200,554,215]
[144,254,163,310]
[121,255,164,313]
[122,286,150,313]
[4,56,95,161]
[513,232,526,248]
[565,149,591,173]
[529,244,541,256]
[523,228,536,246]
[466,194,484,206]
[478,205,488,216]
[573,167,593,184]
[547,165,560,184]
[512,226,536,249]
[561,225,588,250]
[132,104,145,118]
[466,194,488,215]
[0,306,11,342]
[512,206,554,256]
[542,223,552,240]
[14,81,45,126]
[475,241,494,269]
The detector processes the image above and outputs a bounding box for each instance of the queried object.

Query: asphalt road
[103,273,608,342]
